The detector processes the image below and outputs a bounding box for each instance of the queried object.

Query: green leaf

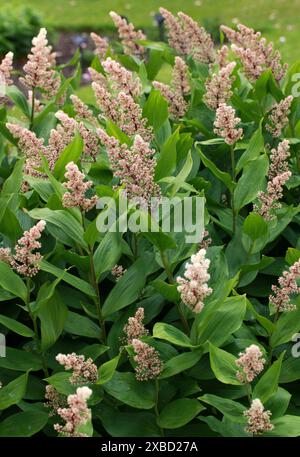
[155,128,179,180]
[265,387,291,418]
[141,231,177,251]
[0,315,34,338]
[102,253,153,317]
[270,304,300,347]
[6,86,30,118]
[64,311,101,339]
[143,90,168,131]
[193,295,247,347]
[168,150,193,197]
[106,119,131,145]
[153,322,195,348]
[0,411,48,437]
[199,394,246,423]
[53,132,83,180]
[234,154,268,212]
[0,372,28,410]
[157,398,205,429]
[152,280,180,303]
[265,415,300,437]
[243,213,268,241]
[0,348,42,371]
[252,352,284,403]
[29,208,87,250]
[104,371,155,409]
[280,357,300,383]
[41,260,96,297]
[33,274,65,314]
[0,261,27,302]
[209,343,241,385]
[45,372,74,396]
[97,354,120,385]
[197,147,235,192]
[285,247,300,266]
[160,350,203,379]
[1,158,24,197]
[94,231,122,280]
[99,405,160,437]
[38,291,68,351]
[236,123,264,173]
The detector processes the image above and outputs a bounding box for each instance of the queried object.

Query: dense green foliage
[0,10,299,438]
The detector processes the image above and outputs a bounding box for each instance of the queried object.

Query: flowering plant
[0,9,299,437]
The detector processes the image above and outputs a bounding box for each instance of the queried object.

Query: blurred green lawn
[5,0,300,63]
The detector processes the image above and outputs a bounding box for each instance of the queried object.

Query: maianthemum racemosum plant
[0,8,299,438]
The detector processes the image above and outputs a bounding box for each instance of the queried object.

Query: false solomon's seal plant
[0,8,299,437]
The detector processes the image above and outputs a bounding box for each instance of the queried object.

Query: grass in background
[3,0,300,63]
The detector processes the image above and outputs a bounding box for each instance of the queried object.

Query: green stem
[230,145,236,235]
[268,310,280,366]
[26,278,49,377]
[160,250,190,335]
[155,378,164,437]
[82,213,107,344]
[29,88,35,131]
[246,383,252,404]
[297,151,300,174]
[88,249,107,344]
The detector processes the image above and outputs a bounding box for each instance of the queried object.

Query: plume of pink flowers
[266,95,293,137]
[236,344,265,383]
[102,57,142,97]
[123,307,149,344]
[254,140,291,220]
[214,103,243,144]
[55,110,99,161]
[0,247,13,265]
[199,230,212,249]
[244,399,274,435]
[2,220,46,277]
[56,353,98,385]
[90,32,108,60]
[6,123,48,179]
[109,11,146,57]
[54,386,92,437]
[92,82,152,140]
[221,23,287,82]
[159,8,215,63]
[62,162,97,212]
[92,82,119,123]
[70,94,95,123]
[20,28,60,98]
[0,52,13,87]
[204,62,236,110]
[216,45,229,68]
[111,264,127,282]
[269,258,300,312]
[153,56,190,118]
[177,248,212,313]
[178,12,215,64]
[159,8,189,54]
[88,67,107,86]
[116,91,153,140]
[97,129,160,201]
[45,385,66,417]
[132,339,163,381]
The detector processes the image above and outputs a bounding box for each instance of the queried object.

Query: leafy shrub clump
[0,8,299,438]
